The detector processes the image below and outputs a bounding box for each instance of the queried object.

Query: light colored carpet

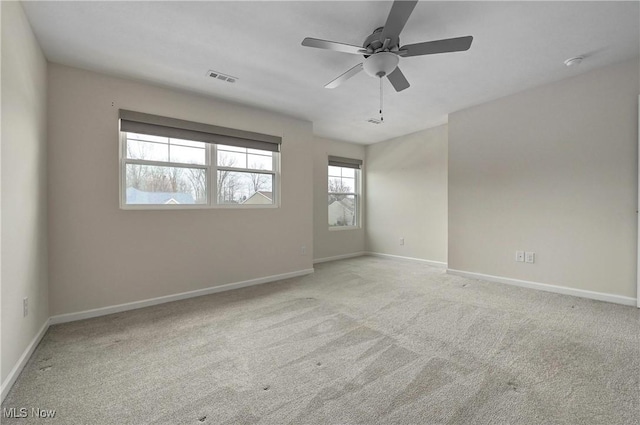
[2,256,639,424]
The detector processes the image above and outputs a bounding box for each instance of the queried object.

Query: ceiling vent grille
[367,118,382,124]
[207,70,238,83]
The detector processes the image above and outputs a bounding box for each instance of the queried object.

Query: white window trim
[119,132,280,210]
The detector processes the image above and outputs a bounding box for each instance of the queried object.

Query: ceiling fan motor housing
[363,27,399,56]
[363,52,399,77]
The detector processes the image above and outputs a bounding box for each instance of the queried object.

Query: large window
[119,110,280,208]
[328,156,362,228]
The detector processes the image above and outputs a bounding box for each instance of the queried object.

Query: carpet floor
[2,256,639,424]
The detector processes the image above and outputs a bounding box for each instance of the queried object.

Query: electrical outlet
[400,238,405,246]
[23,297,28,317]
[515,251,525,262]
[525,252,535,263]
[301,245,306,255]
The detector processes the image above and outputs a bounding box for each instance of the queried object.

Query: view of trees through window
[328,165,358,227]
[123,133,276,206]
[216,145,273,204]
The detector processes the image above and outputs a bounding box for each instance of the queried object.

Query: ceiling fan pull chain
[380,77,384,122]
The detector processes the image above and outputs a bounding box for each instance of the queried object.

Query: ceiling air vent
[367,118,382,124]
[207,70,238,83]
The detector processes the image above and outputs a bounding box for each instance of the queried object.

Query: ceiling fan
[301,0,473,92]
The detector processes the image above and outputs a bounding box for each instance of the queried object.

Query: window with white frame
[328,156,362,228]
[119,110,280,208]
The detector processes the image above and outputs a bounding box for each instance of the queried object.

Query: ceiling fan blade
[387,67,410,92]
[400,36,473,57]
[325,63,364,89]
[302,37,366,55]
[380,0,418,41]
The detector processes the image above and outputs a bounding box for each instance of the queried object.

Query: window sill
[329,226,361,231]
[120,204,279,210]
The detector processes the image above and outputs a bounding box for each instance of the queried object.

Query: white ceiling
[22,1,639,144]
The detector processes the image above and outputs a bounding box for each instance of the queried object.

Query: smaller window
[328,156,362,228]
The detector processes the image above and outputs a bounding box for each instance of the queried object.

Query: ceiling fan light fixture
[363,52,399,77]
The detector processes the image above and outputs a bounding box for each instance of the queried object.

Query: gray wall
[313,137,366,261]
[366,125,448,264]
[47,64,314,316]
[1,1,49,385]
[448,58,639,298]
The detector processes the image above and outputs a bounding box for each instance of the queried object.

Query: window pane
[328,176,354,193]
[328,177,341,192]
[169,144,206,165]
[126,139,169,162]
[217,171,274,205]
[329,194,357,227]
[328,166,342,177]
[170,138,206,148]
[127,132,168,144]
[341,177,355,192]
[217,150,246,168]
[247,153,273,171]
[125,164,207,205]
[341,168,355,178]
[218,145,246,153]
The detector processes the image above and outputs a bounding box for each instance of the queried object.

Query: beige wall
[1,1,49,385]
[449,58,639,298]
[47,64,314,315]
[365,125,448,263]
[313,137,365,261]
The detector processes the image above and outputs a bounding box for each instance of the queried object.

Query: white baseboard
[49,268,314,325]
[446,269,637,307]
[313,252,366,264]
[1,318,50,403]
[366,252,448,269]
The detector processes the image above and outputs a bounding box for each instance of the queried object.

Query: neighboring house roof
[126,187,195,204]
[256,191,272,200]
[328,197,356,226]
[329,197,354,212]
[242,191,273,204]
